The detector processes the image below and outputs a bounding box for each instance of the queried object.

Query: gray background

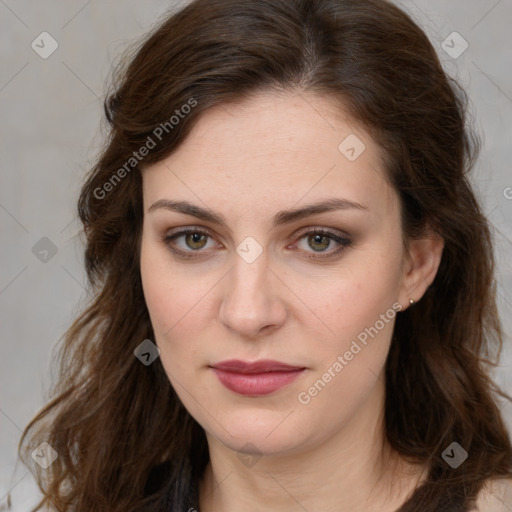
[1,1,511,509]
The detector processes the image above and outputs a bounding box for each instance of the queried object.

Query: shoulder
[473,477,512,511]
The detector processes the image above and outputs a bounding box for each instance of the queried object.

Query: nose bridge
[229,241,272,312]
[219,238,286,336]
[233,243,268,295]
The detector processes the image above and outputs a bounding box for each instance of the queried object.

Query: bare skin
[140,90,444,511]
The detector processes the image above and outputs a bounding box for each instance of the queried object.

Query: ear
[398,230,444,310]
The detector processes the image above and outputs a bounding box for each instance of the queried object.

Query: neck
[198,379,427,512]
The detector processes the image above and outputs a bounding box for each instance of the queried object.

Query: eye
[292,228,352,260]
[162,227,352,260]
[162,228,218,259]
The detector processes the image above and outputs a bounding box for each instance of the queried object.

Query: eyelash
[162,227,352,261]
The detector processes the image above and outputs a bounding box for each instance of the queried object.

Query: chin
[202,409,312,456]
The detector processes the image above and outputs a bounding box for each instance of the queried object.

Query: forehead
[141,90,396,221]
[172,90,380,166]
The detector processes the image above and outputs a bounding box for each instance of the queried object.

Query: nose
[218,250,287,339]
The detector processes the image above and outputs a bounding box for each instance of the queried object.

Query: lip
[210,359,306,396]
[212,359,304,373]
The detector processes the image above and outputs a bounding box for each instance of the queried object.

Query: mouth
[209,359,306,396]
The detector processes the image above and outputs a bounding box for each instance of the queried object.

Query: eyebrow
[148,197,368,228]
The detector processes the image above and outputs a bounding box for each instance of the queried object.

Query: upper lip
[210,359,305,374]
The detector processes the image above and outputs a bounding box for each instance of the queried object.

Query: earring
[409,299,415,305]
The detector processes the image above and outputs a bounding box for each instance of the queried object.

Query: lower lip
[211,368,305,396]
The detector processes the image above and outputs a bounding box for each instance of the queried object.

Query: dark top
[143,460,475,511]
[143,461,200,511]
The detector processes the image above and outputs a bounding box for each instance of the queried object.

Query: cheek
[304,250,403,351]
[294,246,403,411]
[139,235,217,374]
[294,272,400,425]
[140,243,176,335]
[140,231,196,333]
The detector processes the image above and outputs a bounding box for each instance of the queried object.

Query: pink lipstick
[210,359,306,396]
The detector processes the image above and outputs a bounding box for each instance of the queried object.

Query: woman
[19,0,512,510]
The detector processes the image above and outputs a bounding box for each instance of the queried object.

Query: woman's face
[140,91,426,457]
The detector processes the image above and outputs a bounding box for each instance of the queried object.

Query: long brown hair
[18,0,512,510]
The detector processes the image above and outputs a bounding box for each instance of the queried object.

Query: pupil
[311,234,329,251]
[187,233,206,249]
